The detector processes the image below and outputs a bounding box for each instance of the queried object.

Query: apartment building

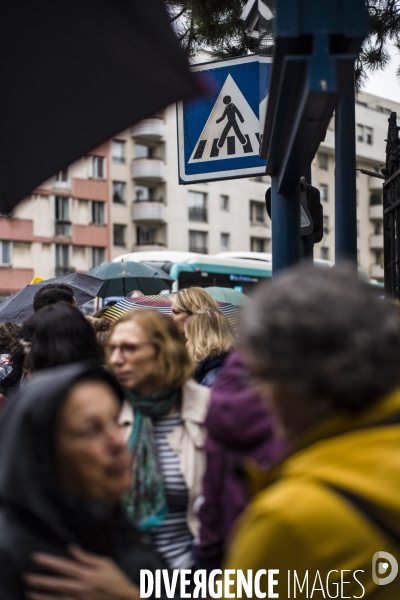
[313,91,395,281]
[0,143,112,297]
[0,91,393,297]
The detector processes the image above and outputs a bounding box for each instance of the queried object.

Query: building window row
[91,201,106,225]
[357,124,373,145]
[112,140,125,163]
[0,241,11,266]
[88,156,106,180]
[189,230,208,254]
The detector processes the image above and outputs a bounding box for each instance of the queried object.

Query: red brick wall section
[74,224,108,246]
[0,268,34,294]
[0,218,34,242]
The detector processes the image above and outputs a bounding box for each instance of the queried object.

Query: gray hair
[240,264,400,410]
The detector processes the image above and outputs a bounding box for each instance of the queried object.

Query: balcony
[131,118,165,141]
[188,207,208,222]
[189,246,208,254]
[369,234,383,249]
[55,266,75,277]
[370,263,384,280]
[55,221,72,237]
[132,242,167,252]
[132,201,165,222]
[132,159,164,181]
[369,205,383,220]
[369,176,384,190]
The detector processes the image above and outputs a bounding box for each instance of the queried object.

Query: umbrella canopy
[103,294,241,327]
[204,286,249,306]
[87,262,174,298]
[0,0,199,213]
[0,273,104,323]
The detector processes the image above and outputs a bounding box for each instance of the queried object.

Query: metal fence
[383,112,400,298]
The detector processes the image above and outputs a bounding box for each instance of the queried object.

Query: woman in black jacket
[0,360,167,600]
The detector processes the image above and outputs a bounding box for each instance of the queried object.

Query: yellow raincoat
[223,390,400,598]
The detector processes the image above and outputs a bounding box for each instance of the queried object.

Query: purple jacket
[196,351,285,571]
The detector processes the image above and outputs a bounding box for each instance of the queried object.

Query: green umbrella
[204,286,249,306]
[87,262,174,298]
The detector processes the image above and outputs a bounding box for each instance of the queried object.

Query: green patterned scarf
[123,387,179,531]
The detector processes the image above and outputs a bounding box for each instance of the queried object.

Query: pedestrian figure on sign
[216,95,246,149]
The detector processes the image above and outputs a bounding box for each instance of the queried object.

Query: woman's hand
[24,544,140,600]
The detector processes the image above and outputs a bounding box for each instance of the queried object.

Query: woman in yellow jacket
[224,265,400,599]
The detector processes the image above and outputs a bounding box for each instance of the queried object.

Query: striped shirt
[151,412,194,569]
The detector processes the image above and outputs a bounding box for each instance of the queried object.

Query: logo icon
[372,551,398,585]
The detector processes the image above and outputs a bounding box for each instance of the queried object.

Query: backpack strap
[328,484,400,547]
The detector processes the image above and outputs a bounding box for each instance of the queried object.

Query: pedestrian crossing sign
[177,55,272,184]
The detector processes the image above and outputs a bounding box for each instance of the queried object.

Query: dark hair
[0,321,24,385]
[241,264,400,411]
[21,303,103,372]
[33,284,75,312]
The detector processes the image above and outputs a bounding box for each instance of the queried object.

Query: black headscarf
[0,360,125,545]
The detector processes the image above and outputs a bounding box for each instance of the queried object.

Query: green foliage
[166,0,400,85]
[165,0,248,59]
[356,0,400,88]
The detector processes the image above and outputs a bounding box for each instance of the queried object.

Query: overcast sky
[362,42,400,103]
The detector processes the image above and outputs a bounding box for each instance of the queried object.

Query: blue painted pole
[335,72,357,266]
[272,178,301,273]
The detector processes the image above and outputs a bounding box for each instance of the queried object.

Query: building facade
[0,143,112,298]
[0,91,394,297]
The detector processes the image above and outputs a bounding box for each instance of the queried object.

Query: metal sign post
[177,55,272,184]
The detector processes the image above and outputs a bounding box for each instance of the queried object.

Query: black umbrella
[0,273,104,323]
[0,0,199,212]
[87,262,174,297]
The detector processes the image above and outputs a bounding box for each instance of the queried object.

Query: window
[137,227,157,245]
[220,233,230,249]
[323,215,329,235]
[318,153,328,170]
[370,192,382,205]
[220,195,229,211]
[89,156,106,179]
[92,247,106,268]
[55,244,72,276]
[188,191,207,222]
[374,250,383,266]
[91,201,106,225]
[54,196,71,237]
[319,184,328,203]
[113,224,126,247]
[136,185,156,202]
[365,127,373,145]
[189,230,208,254]
[250,201,265,223]
[112,181,125,204]
[251,237,267,252]
[0,241,11,266]
[320,247,329,260]
[112,140,125,163]
[55,168,69,187]
[374,221,382,235]
[135,144,154,159]
[356,124,364,142]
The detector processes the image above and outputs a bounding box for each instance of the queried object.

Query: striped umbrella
[103,294,240,326]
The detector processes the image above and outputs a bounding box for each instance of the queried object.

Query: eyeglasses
[104,342,154,358]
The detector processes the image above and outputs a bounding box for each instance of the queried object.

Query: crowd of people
[0,267,399,598]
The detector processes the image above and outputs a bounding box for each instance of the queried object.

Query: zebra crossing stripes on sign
[189,75,260,163]
[177,54,272,184]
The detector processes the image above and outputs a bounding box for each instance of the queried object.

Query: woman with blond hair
[170,286,219,333]
[185,308,235,388]
[106,309,209,570]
